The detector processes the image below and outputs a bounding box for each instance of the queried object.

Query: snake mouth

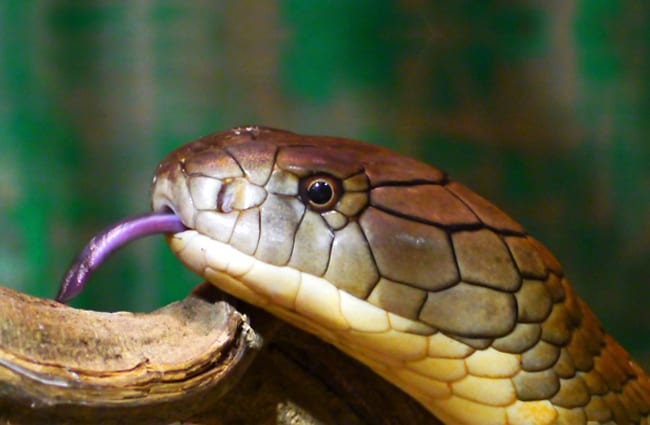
[56,212,187,303]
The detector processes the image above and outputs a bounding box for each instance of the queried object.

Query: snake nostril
[216,183,234,213]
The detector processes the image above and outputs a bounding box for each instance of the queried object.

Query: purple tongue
[56,212,187,303]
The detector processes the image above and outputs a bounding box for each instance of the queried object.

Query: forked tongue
[56,212,186,303]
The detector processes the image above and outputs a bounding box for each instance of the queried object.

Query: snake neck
[168,230,650,425]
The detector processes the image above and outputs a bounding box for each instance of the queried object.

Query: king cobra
[57,125,650,424]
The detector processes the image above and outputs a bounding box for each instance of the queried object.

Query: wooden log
[0,283,439,424]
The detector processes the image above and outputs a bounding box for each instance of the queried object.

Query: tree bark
[0,283,440,424]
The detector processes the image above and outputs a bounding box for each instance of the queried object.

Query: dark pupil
[307,180,333,205]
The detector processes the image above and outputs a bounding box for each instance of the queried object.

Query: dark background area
[1,2,649,364]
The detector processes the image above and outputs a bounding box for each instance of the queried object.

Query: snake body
[150,125,650,425]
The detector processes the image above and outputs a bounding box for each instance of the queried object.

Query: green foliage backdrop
[1,2,649,363]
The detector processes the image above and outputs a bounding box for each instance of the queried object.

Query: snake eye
[299,174,342,212]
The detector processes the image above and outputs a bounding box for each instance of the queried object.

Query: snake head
[148,125,538,341]
[150,125,456,326]
[59,124,551,346]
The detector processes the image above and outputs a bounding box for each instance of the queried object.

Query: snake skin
[151,125,650,425]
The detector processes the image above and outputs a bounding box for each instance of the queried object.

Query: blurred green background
[1,2,649,363]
